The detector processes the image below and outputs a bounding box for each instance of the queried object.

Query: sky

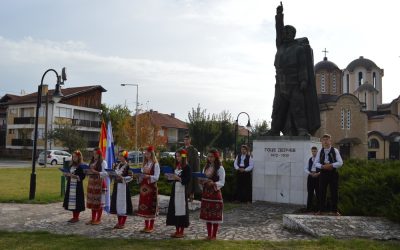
[0,0,399,126]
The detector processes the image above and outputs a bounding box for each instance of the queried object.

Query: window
[9,129,15,134]
[55,107,72,118]
[346,74,349,93]
[340,109,345,129]
[38,128,45,139]
[38,107,46,117]
[158,129,164,136]
[373,72,377,88]
[346,109,351,129]
[9,108,17,115]
[332,74,337,93]
[358,72,363,86]
[368,139,379,149]
[21,108,34,117]
[321,73,326,92]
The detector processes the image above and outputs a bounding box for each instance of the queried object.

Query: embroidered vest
[308,157,320,173]
[319,147,337,164]
[237,154,250,168]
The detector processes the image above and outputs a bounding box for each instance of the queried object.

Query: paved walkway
[1,197,399,241]
[0,197,309,241]
[283,214,400,240]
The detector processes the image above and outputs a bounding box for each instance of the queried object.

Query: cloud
[0,36,274,122]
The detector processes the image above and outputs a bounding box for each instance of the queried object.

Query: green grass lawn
[0,231,399,250]
[0,167,68,203]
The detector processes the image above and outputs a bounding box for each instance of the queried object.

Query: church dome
[314,57,340,72]
[346,56,378,71]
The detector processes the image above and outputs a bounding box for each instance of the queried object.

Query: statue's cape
[296,37,321,135]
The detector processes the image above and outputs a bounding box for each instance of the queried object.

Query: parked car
[38,150,72,166]
[160,151,176,158]
[128,151,144,164]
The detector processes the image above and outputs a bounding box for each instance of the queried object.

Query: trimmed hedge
[339,159,400,222]
[130,158,400,223]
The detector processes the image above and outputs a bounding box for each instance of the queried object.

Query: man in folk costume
[86,148,108,225]
[199,149,225,240]
[110,150,133,229]
[315,134,343,215]
[304,146,320,212]
[182,135,200,201]
[234,145,254,203]
[166,149,192,238]
[136,146,160,233]
[62,150,87,223]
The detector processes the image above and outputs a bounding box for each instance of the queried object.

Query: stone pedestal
[252,136,321,205]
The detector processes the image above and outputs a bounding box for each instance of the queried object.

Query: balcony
[0,124,6,130]
[72,119,101,128]
[11,139,33,146]
[14,117,35,124]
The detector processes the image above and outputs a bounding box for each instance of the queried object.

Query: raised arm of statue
[275,2,284,48]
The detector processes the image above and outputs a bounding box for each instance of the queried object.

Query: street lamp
[234,112,251,157]
[29,68,66,200]
[121,83,139,164]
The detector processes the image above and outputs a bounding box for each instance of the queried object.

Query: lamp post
[234,112,251,157]
[121,83,139,164]
[29,68,66,200]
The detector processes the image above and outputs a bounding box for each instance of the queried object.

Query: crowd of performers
[62,136,230,240]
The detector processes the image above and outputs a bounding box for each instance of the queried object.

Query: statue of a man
[267,3,320,136]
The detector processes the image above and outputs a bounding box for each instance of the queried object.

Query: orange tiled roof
[140,110,188,129]
[4,85,106,105]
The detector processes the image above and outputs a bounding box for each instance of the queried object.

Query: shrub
[338,159,400,223]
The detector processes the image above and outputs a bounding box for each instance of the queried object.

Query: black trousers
[319,170,339,212]
[306,174,319,211]
[235,170,252,202]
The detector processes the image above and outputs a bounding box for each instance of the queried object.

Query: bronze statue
[267,2,320,136]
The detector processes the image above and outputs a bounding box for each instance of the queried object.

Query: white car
[38,150,72,166]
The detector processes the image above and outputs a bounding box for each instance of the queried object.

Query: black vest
[308,157,320,173]
[237,154,250,168]
[319,147,337,164]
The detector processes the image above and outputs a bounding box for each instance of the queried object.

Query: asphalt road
[0,160,33,168]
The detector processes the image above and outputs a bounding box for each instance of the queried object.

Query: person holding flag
[136,145,160,233]
[110,150,133,229]
[103,121,116,214]
[86,147,108,225]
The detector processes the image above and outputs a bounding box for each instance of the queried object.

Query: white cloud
[0,36,273,122]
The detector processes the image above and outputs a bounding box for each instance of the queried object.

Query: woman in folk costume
[62,150,86,223]
[199,149,225,240]
[86,147,108,225]
[136,145,160,233]
[166,149,192,238]
[110,150,133,229]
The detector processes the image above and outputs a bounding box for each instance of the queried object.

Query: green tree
[187,104,213,156]
[48,124,87,152]
[101,104,133,149]
[250,120,270,139]
[187,105,235,158]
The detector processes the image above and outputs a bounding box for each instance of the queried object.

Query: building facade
[314,55,399,160]
[0,85,106,157]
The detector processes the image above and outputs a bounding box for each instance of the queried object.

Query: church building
[314,54,400,160]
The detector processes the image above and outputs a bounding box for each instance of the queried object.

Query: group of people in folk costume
[61,136,226,240]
